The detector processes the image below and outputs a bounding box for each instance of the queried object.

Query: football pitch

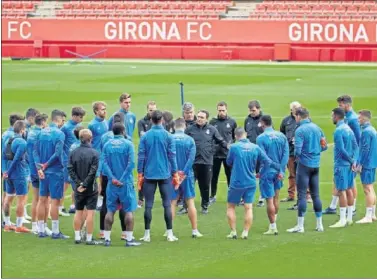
[1,59,377,278]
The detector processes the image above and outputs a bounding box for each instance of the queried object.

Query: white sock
[372,205,376,217]
[166,229,173,238]
[44,222,49,230]
[32,222,37,231]
[24,206,28,216]
[340,207,347,223]
[144,229,150,238]
[316,216,323,227]
[38,221,45,233]
[4,216,11,226]
[16,217,23,227]
[52,220,59,234]
[347,206,353,222]
[242,230,248,236]
[74,231,81,241]
[87,234,93,242]
[330,196,338,209]
[192,229,199,235]
[100,230,104,235]
[353,199,357,211]
[298,217,304,228]
[366,207,373,219]
[270,223,277,230]
[275,214,278,222]
[125,231,133,241]
[104,230,111,241]
[122,231,127,236]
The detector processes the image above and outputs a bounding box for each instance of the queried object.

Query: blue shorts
[171,176,195,200]
[361,168,376,185]
[227,186,256,204]
[106,183,137,213]
[259,172,283,199]
[334,167,354,191]
[6,179,28,196]
[31,175,39,188]
[40,172,64,199]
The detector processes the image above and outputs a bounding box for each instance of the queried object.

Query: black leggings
[100,176,126,231]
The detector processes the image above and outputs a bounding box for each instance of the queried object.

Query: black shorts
[75,191,98,211]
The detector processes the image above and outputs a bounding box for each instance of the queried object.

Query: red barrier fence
[2,19,377,61]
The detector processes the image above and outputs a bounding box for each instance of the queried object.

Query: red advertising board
[2,19,377,44]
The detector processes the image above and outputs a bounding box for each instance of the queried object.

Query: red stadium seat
[352,15,363,20]
[346,6,358,15]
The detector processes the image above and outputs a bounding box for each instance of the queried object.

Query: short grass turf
[1,60,377,278]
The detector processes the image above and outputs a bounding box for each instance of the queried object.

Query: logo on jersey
[226,123,230,128]
[145,124,149,128]
[206,129,210,134]
[129,119,134,124]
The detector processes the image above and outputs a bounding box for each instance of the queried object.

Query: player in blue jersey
[169,118,202,238]
[329,108,358,228]
[356,110,377,224]
[226,127,280,239]
[34,110,69,239]
[138,110,180,242]
[2,121,30,233]
[257,115,289,235]
[60,107,86,216]
[287,108,327,233]
[1,114,24,227]
[324,95,361,215]
[102,123,141,247]
[108,93,136,139]
[27,113,50,235]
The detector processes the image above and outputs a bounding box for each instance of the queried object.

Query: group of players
[1,92,376,246]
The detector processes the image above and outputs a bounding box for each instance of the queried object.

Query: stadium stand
[1,0,376,21]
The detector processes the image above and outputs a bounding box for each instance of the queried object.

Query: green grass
[2,60,377,278]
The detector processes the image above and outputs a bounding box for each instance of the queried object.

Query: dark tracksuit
[280,113,298,199]
[185,123,228,210]
[244,113,264,144]
[137,115,153,202]
[209,116,237,197]
[67,143,99,210]
[137,125,178,230]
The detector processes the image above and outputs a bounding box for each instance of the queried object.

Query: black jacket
[280,113,297,156]
[209,116,237,158]
[244,113,264,144]
[185,123,228,165]
[137,115,152,138]
[185,116,197,127]
[67,143,99,194]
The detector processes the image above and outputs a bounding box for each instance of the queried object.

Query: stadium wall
[2,19,377,62]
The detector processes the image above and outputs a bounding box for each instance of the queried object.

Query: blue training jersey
[256,127,289,174]
[1,127,14,174]
[357,123,377,169]
[137,125,178,180]
[333,120,358,167]
[345,109,361,145]
[33,123,65,173]
[1,134,28,179]
[88,116,108,152]
[61,119,81,163]
[294,119,327,168]
[108,109,136,139]
[226,138,279,189]
[172,130,196,177]
[26,126,42,177]
[102,135,134,185]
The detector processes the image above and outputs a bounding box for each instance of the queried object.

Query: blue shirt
[61,119,81,163]
[294,119,327,168]
[357,122,377,169]
[1,134,28,179]
[26,126,42,177]
[108,109,136,139]
[137,125,178,180]
[334,120,358,167]
[33,123,65,173]
[256,127,289,174]
[172,130,196,177]
[102,135,134,186]
[88,117,108,152]
[1,127,14,174]
[345,109,361,145]
[226,138,279,189]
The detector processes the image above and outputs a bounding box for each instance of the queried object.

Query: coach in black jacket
[185,110,228,214]
[68,129,99,244]
[209,101,237,203]
[244,100,264,144]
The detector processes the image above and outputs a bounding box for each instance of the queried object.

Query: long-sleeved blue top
[172,130,196,177]
[357,122,377,169]
[334,120,358,167]
[108,109,136,139]
[88,116,108,152]
[1,134,28,179]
